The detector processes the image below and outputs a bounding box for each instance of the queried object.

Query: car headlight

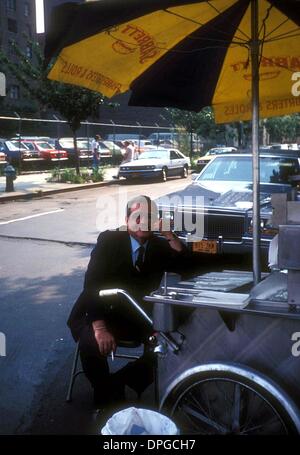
[249,219,266,229]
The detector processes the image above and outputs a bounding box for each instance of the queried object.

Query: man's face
[126,201,158,242]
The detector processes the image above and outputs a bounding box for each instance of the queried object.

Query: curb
[0,178,117,202]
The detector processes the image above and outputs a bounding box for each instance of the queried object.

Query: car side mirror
[0,147,5,152]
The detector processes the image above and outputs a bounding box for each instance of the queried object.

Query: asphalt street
[0,176,199,435]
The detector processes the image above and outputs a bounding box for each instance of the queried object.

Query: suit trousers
[78,322,155,406]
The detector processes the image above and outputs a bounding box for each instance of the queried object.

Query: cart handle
[99,288,179,352]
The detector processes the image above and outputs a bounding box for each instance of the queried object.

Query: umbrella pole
[251,0,261,284]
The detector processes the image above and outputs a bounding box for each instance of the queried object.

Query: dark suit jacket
[68,230,190,341]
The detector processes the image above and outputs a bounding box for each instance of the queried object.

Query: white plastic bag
[101,407,178,435]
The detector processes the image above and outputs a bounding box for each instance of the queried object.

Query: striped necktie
[135,245,145,272]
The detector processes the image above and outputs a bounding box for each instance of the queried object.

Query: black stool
[66,339,143,403]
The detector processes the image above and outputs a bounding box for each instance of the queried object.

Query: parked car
[102,140,124,157]
[51,137,94,162]
[106,133,147,142]
[0,149,7,167]
[157,153,300,256]
[76,137,112,159]
[0,138,34,161]
[148,132,180,145]
[270,143,299,151]
[197,147,238,171]
[21,140,68,161]
[98,141,113,158]
[11,136,51,142]
[157,140,178,149]
[119,148,190,181]
[131,139,158,153]
[113,139,151,154]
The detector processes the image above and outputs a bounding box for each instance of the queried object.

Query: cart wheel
[160,363,300,435]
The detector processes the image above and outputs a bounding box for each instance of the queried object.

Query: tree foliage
[163,106,300,150]
[0,39,105,174]
[164,107,218,137]
[265,114,300,143]
[163,107,235,154]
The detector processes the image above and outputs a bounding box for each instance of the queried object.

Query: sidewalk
[0,167,119,202]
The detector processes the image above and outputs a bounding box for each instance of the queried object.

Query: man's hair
[126,195,158,218]
[95,134,101,139]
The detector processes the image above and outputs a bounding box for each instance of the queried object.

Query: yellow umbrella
[45,0,300,282]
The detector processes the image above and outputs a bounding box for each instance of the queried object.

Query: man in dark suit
[68,195,189,408]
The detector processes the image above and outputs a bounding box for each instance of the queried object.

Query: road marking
[0,209,64,225]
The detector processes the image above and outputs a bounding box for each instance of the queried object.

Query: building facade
[0,0,38,111]
[0,0,170,131]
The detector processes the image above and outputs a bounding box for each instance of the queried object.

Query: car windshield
[6,141,27,151]
[197,156,300,184]
[77,141,89,149]
[59,139,74,148]
[22,142,35,151]
[103,141,121,150]
[139,150,169,160]
[36,142,54,150]
[99,142,110,150]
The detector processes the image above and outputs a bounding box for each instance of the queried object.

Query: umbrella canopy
[45,0,300,283]
[46,0,300,123]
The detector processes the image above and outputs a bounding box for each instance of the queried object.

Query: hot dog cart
[142,194,300,435]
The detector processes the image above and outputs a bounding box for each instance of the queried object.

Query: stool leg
[154,361,159,408]
[66,343,81,403]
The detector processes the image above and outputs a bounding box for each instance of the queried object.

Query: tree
[265,114,300,143]
[163,108,202,157]
[163,107,231,156]
[0,39,105,175]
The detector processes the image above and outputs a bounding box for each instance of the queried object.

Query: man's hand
[158,219,184,252]
[92,320,116,356]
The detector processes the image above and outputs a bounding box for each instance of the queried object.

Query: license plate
[192,240,218,254]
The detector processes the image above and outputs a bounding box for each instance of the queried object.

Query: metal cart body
[144,270,300,434]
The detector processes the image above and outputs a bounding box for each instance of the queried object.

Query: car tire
[161,167,168,182]
[181,165,188,178]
